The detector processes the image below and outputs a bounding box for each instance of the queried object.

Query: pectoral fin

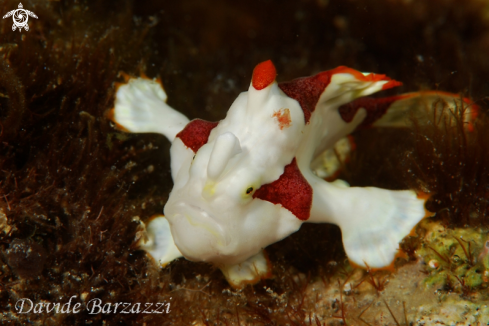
[138,215,183,267]
[110,77,190,141]
[305,172,430,269]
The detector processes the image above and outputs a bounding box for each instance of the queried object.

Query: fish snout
[164,202,234,262]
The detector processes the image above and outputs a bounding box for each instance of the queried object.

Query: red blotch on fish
[176,119,218,152]
[253,158,312,221]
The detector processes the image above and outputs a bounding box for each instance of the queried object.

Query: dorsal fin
[207,132,242,180]
[279,66,402,123]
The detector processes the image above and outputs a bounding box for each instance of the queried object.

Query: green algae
[416,219,489,292]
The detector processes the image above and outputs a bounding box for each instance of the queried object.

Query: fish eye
[245,187,254,195]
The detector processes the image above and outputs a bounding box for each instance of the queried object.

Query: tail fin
[311,136,354,180]
[110,77,189,141]
[339,91,478,130]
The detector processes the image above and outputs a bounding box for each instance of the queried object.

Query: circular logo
[13,9,29,29]
[2,3,38,32]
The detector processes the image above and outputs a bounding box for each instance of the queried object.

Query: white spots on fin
[207,132,242,180]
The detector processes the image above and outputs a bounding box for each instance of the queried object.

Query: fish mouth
[165,202,232,260]
[181,203,221,228]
